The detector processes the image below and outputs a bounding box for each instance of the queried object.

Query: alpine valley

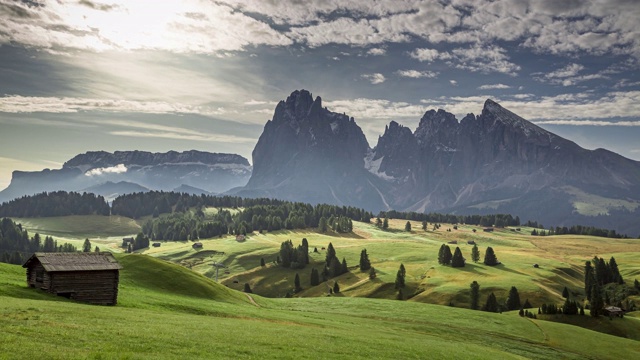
[3,90,640,236]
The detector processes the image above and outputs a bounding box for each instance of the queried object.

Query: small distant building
[121,237,134,248]
[603,306,625,317]
[152,242,161,248]
[23,252,122,306]
[467,240,476,245]
[236,234,246,242]
[483,228,494,232]
[192,242,203,249]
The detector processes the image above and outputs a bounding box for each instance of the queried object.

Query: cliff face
[239,90,389,210]
[244,91,640,235]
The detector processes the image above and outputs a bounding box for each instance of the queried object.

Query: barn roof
[22,252,123,272]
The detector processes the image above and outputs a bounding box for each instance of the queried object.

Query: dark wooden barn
[22,252,123,306]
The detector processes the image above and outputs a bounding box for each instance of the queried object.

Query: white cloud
[367,47,386,56]
[546,63,585,78]
[533,120,640,127]
[362,73,386,84]
[0,0,291,55]
[244,100,269,106]
[409,48,450,62]
[101,119,256,143]
[450,80,458,86]
[396,70,439,78]
[478,84,511,90]
[539,63,608,86]
[85,164,127,176]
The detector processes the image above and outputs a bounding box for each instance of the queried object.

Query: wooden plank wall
[49,270,120,306]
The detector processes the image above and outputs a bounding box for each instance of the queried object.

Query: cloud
[409,48,450,62]
[0,0,292,55]
[367,47,386,56]
[450,80,458,86]
[538,63,608,86]
[533,120,640,126]
[396,70,439,79]
[101,119,256,143]
[244,100,270,106]
[409,45,520,75]
[85,164,127,176]
[361,73,386,84]
[478,84,511,90]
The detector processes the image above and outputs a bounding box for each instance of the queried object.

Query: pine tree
[405,221,411,232]
[470,281,480,310]
[395,263,406,289]
[589,280,604,317]
[471,244,480,263]
[562,286,569,298]
[483,247,499,266]
[483,292,499,312]
[326,242,336,266]
[375,217,382,228]
[443,245,452,265]
[585,261,594,301]
[506,286,521,310]
[451,247,465,267]
[243,283,252,293]
[310,268,320,286]
[260,257,266,267]
[523,299,532,308]
[294,273,302,292]
[359,249,371,271]
[609,257,623,284]
[421,220,427,231]
[82,238,92,253]
[94,246,100,253]
[341,257,348,275]
[333,281,340,293]
[319,217,328,233]
[438,244,446,265]
[382,218,389,230]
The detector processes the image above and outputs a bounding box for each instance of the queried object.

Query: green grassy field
[2,257,639,359]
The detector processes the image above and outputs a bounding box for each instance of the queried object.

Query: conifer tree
[395,263,406,289]
[375,217,382,228]
[294,273,302,292]
[506,286,521,310]
[326,242,336,266]
[470,281,480,310]
[82,238,92,253]
[523,299,532,309]
[443,245,453,265]
[471,244,480,263]
[421,220,427,231]
[319,217,328,233]
[562,286,569,298]
[451,247,465,267]
[260,257,266,267]
[359,249,371,271]
[341,257,348,275]
[483,246,499,266]
[382,217,389,230]
[243,283,252,293]
[94,246,100,253]
[589,280,604,317]
[310,268,320,286]
[483,292,499,312]
[585,261,594,301]
[333,281,340,293]
[438,244,446,264]
[609,257,623,284]
[405,221,412,232]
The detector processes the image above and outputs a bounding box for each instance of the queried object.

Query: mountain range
[2,90,639,235]
[0,150,251,202]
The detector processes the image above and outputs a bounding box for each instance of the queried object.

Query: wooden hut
[603,306,625,317]
[22,252,122,305]
[192,242,203,249]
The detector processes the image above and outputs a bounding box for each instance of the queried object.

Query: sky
[1,0,640,189]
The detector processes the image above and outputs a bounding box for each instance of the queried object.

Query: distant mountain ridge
[238,90,640,236]
[0,150,251,203]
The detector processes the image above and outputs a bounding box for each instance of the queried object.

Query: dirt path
[245,293,260,307]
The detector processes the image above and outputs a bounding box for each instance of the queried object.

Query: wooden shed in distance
[22,252,123,305]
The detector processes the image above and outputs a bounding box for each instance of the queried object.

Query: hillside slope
[1,259,639,359]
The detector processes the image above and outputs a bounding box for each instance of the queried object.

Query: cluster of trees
[323,243,348,280]
[0,191,110,217]
[279,239,309,269]
[585,256,626,317]
[377,211,521,228]
[538,300,585,316]
[113,191,373,224]
[318,215,353,233]
[123,233,150,252]
[437,244,466,267]
[438,244,496,267]
[0,218,76,265]
[374,217,389,229]
[531,225,628,239]
[470,282,532,313]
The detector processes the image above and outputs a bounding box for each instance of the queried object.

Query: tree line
[0,191,110,217]
[0,217,77,265]
[378,211,521,228]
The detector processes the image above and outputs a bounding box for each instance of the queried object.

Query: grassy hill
[2,256,640,359]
